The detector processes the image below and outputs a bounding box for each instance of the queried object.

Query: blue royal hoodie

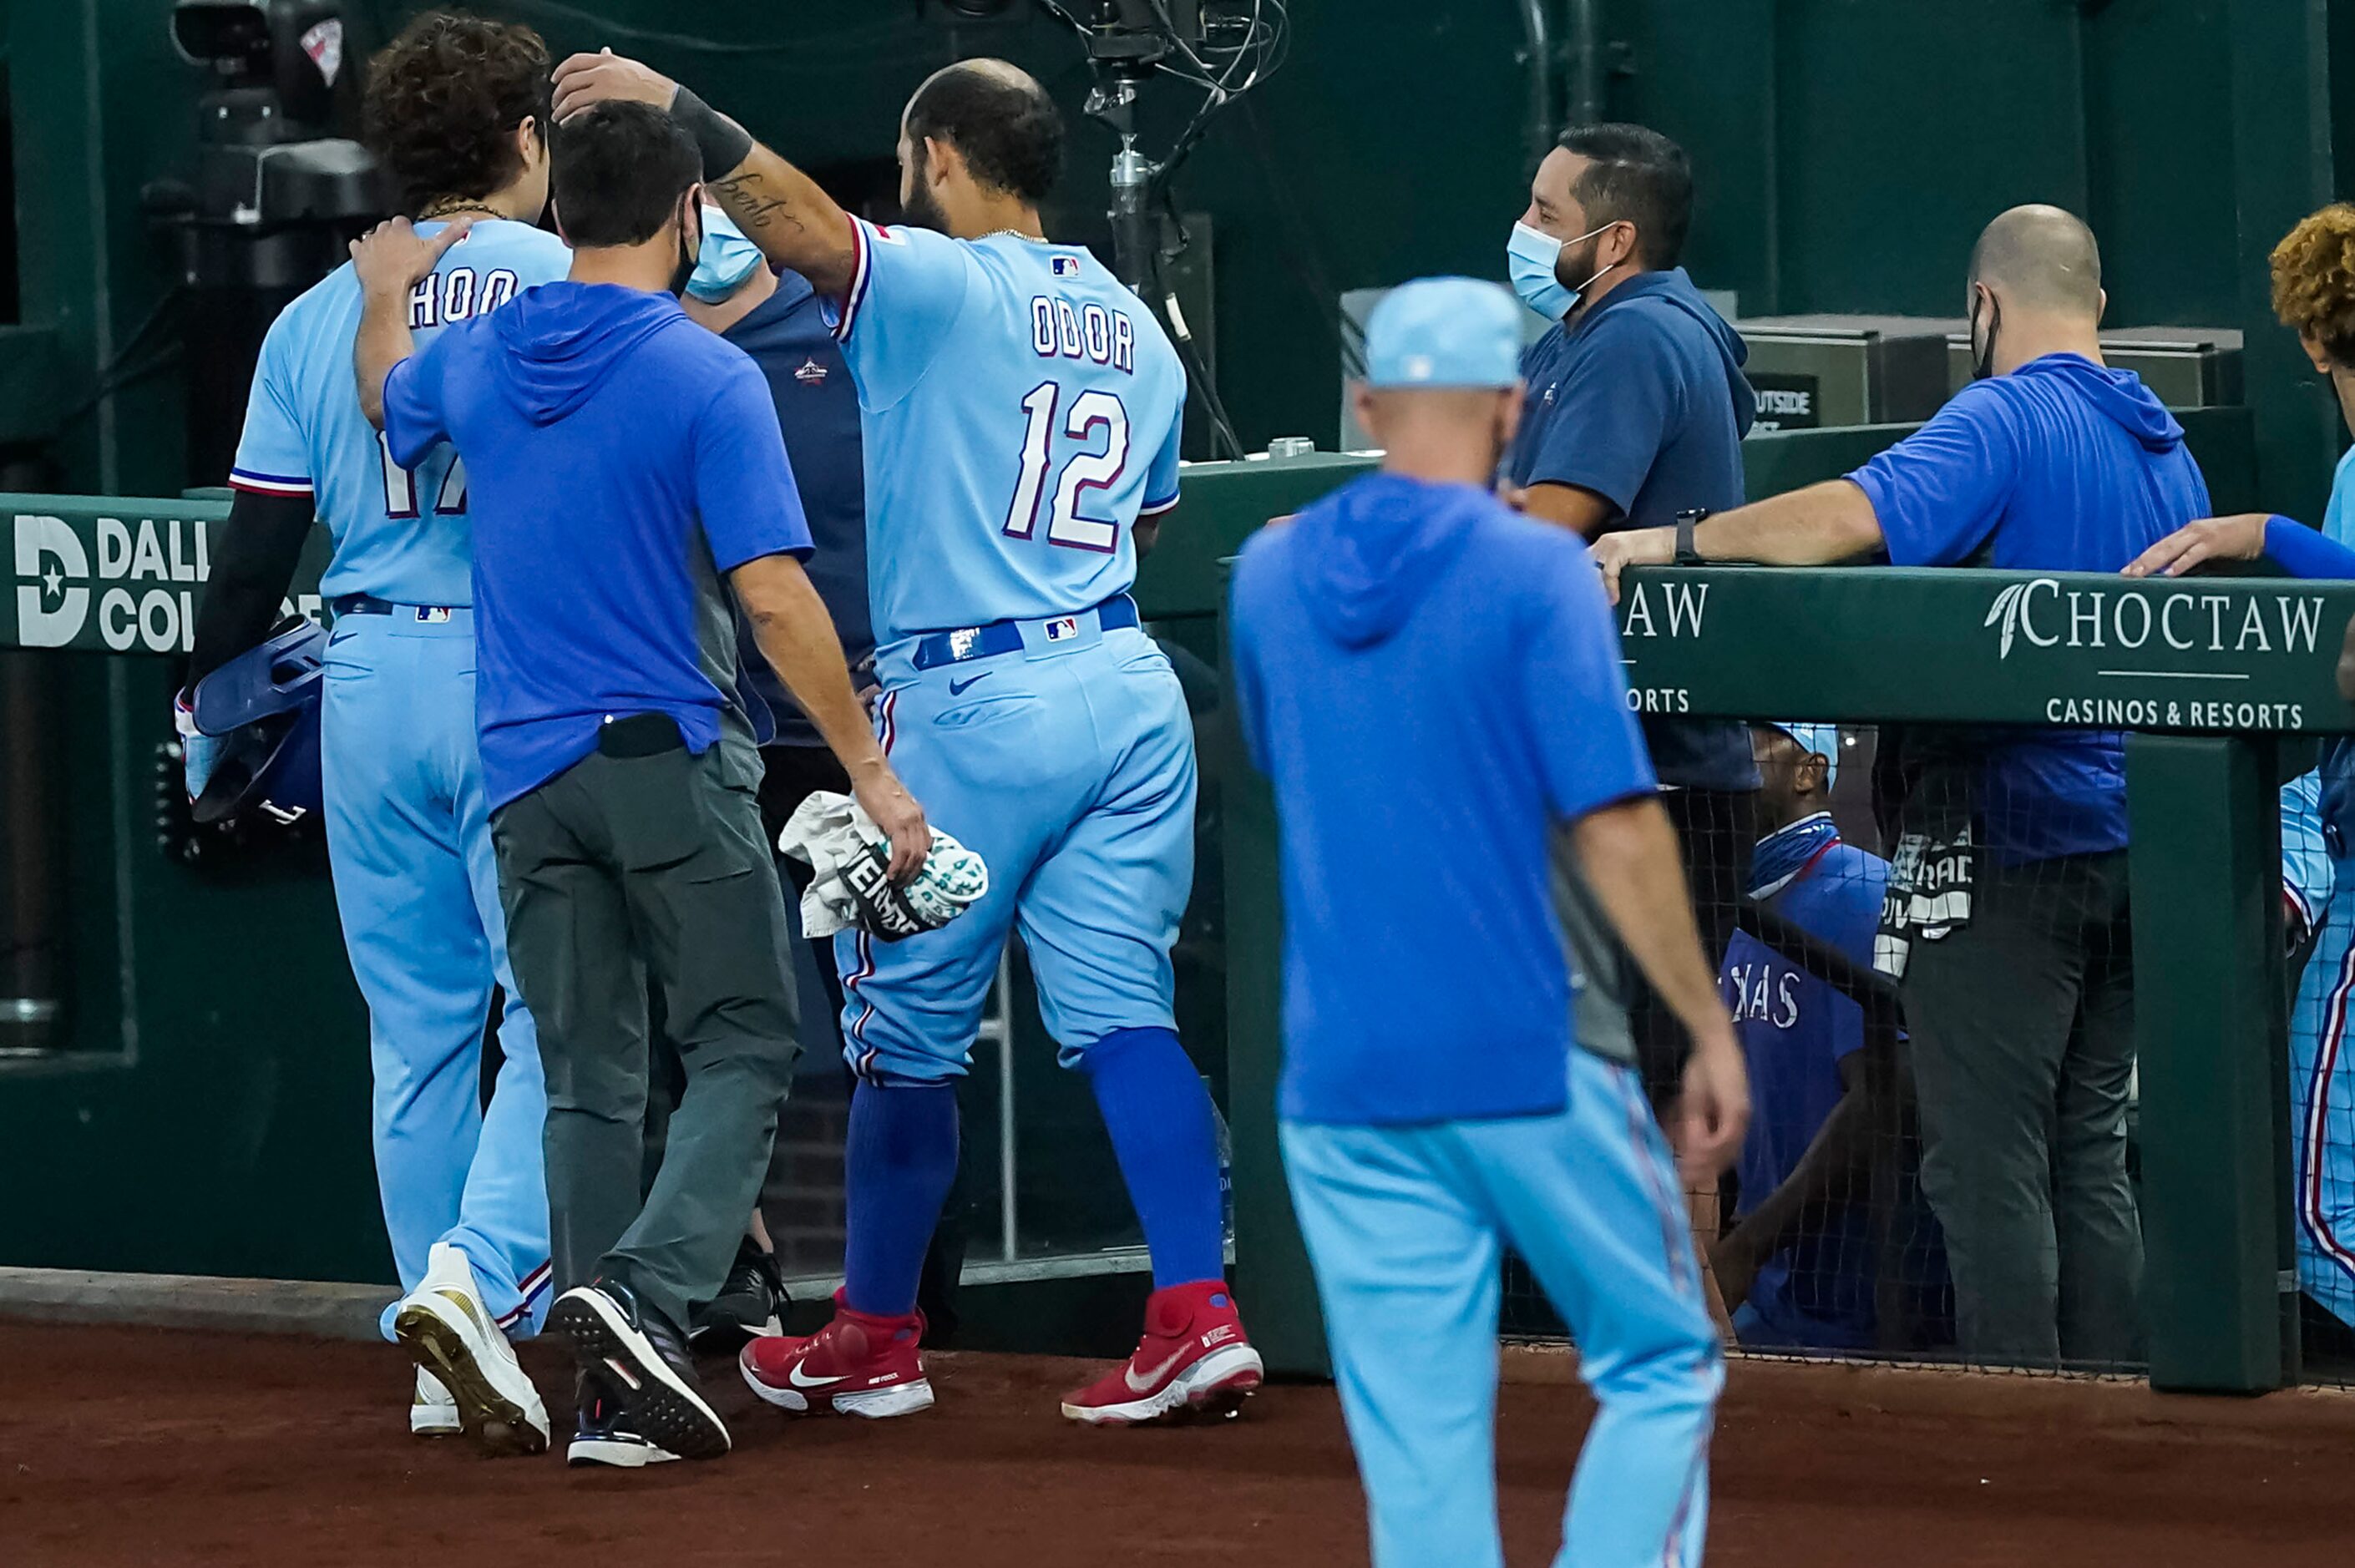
[1848,353,2211,862]
[1231,473,1658,1125]
[382,281,812,809]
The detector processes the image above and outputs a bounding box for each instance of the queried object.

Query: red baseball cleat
[1061,1280,1264,1426]
[739,1291,933,1419]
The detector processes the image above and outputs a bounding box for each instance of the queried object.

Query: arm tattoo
[710,172,807,237]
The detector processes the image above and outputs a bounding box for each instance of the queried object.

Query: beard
[1560,234,1604,296]
[902,144,950,234]
[903,179,950,235]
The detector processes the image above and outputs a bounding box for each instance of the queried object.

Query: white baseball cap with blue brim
[1363,277,1527,391]
[1765,721,1843,790]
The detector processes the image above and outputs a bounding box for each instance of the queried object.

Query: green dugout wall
[0,417,2337,1392]
[4,1,2352,513]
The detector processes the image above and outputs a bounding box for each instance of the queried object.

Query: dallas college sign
[7,499,325,654]
[14,511,214,652]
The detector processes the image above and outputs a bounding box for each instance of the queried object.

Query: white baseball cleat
[410,1366,462,1437]
[392,1242,550,1457]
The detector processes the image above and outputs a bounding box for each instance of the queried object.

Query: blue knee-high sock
[1082,1026,1225,1290]
[843,1081,960,1318]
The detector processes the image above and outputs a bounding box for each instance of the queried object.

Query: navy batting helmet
[189,615,329,827]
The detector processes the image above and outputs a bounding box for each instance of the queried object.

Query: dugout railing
[1217,541,2354,1395]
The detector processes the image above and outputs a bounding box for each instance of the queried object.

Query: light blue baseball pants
[835,618,1192,1080]
[1284,1046,1723,1568]
[2293,856,2355,1329]
[321,608,551,1338]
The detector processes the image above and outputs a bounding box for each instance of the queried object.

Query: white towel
[775,791,990,939]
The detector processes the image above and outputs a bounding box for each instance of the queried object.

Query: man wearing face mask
[1504,123,1762,1114]
[1593,205,2208,1369]
[645,205,874,1351]
[349,100,930,1465]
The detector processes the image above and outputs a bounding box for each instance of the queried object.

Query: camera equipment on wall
[1036,1,1287,456]
[144,2,387,488]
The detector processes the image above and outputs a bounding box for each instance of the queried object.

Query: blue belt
[911,595,1139,672]
[330,594,463,622]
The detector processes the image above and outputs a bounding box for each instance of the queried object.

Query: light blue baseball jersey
[2282,442,2355,922]
[824,218,1186,643]
[2286,770,2333,932]
[230,219,572,605]
[2291,441,2355,1327]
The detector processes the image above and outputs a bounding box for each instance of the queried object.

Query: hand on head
[552,48,678,124]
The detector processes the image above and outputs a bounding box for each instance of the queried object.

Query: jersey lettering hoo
[408,266,522,331]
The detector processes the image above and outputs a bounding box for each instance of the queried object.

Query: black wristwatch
[1674,508,1709,565]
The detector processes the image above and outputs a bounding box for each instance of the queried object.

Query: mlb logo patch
[793,358,829,385]
[413,606,453,625]
[1044,616,1080,642]
[1052,255,1082,277]
[873,225,909,246]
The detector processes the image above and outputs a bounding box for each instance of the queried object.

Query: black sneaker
[567,1369,681,1469]
[691,1238,788,1352]
[548,1279,730,1460]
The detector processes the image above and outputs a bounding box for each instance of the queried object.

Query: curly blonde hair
[2271,204,2355,365]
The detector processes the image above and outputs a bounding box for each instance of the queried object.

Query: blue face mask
[686,205,767,304]
[1507,219,1614,322]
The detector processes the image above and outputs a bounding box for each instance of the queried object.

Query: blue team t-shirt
[724,270,871,747]
[230,218,573,604]
[825,218,1185,645]
[1504,267,1760,792]
[382,282,811,809]
[1849,353,2211,862]
[1233,473,1656,1125]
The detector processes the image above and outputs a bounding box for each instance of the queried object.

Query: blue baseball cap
[1766,721,1842,790]
[1364,277,1525,391]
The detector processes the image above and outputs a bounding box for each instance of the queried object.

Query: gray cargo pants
[1901,849,2143,1367]
[492,721,800,1334]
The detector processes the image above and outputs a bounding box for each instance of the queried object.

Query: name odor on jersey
[1031,295,1138,373]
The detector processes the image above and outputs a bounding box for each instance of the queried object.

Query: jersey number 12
[1002,382,1129,553]
[377,431,468,520]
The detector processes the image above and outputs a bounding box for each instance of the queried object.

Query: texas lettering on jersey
[1723,959,1806,1031]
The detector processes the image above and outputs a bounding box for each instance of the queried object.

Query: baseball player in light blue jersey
[185,14,569,1455]
[553,53,1260,1423]
[1232,278,1747,1568]
[2130,455,2355,1332]
[2124,196,2355,1333]
[2292,456,2355,1328]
